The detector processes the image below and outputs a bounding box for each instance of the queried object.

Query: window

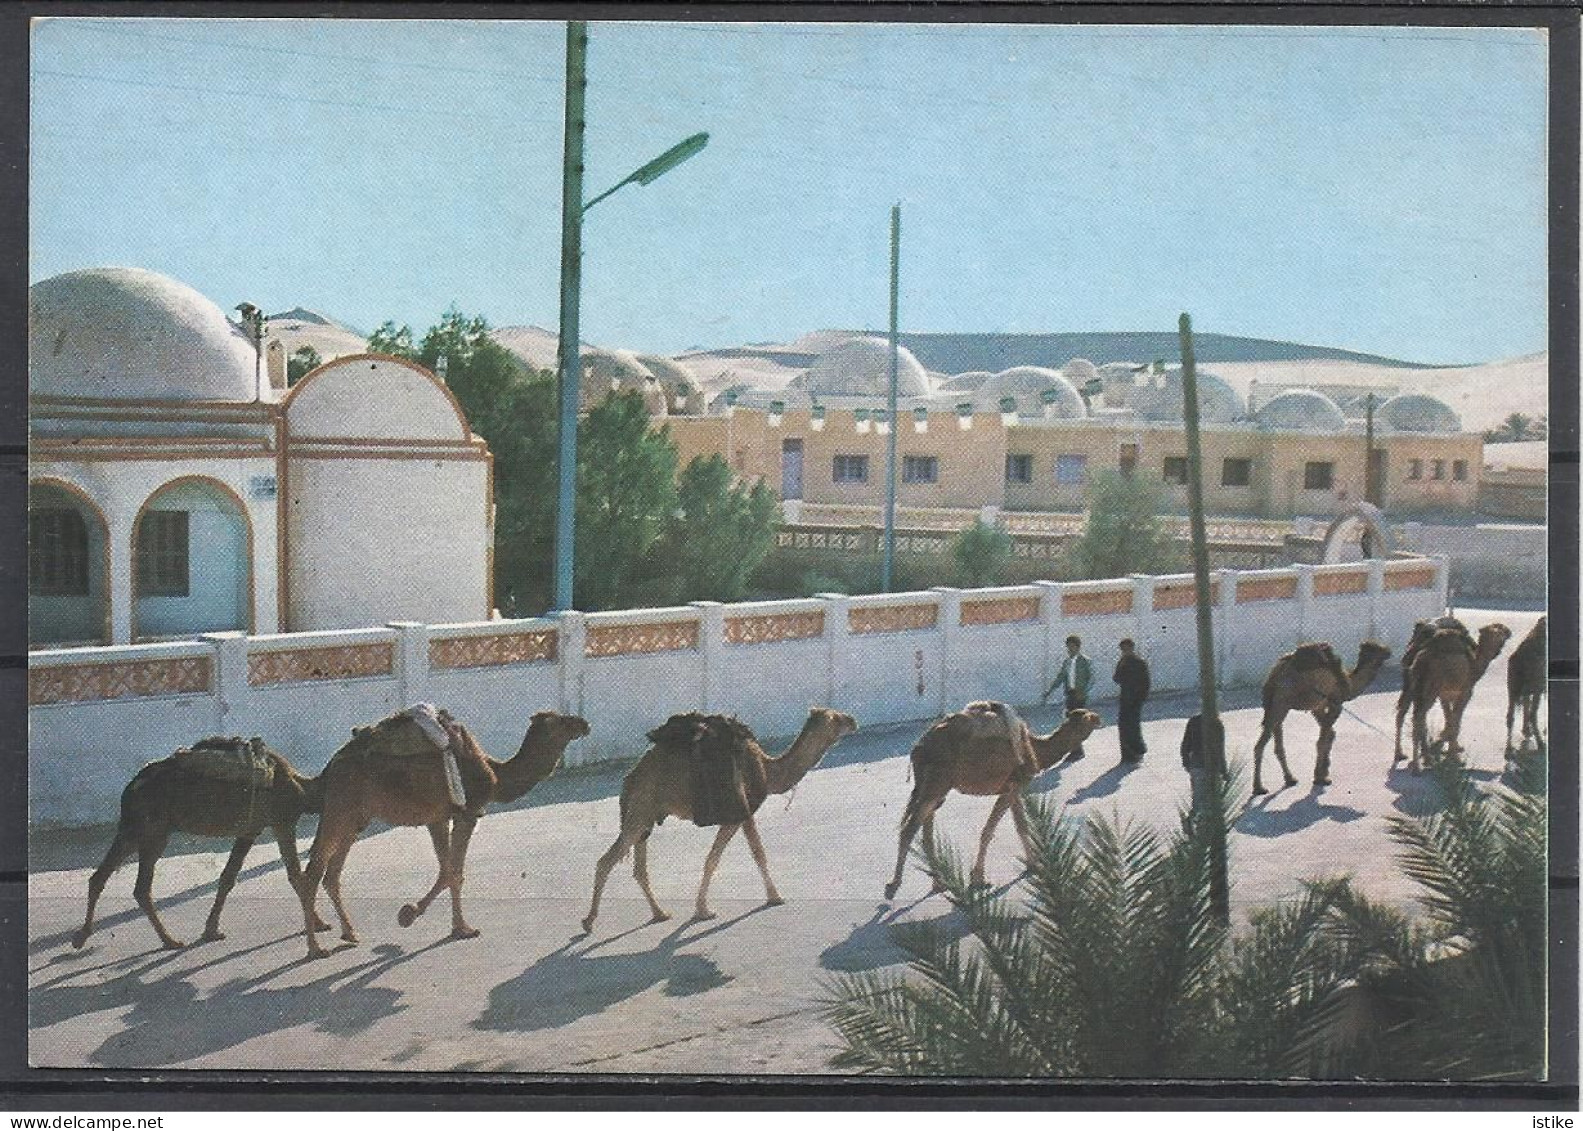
[1005,453,1033,484]
[1407,459,1423,481]
[137,510,190,597]
[1222,458,1253,487]
[902,455,939,484]
[1431,460,1445,481]
[832,455,869,484]
[1453,459,1468,482]
[1118,443,1138,478]
[1162,457,1189,485]
[1303,462,1334,491]
[29,509,88,596]
[1055,454,1089,485]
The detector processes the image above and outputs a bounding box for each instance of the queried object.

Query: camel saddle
[955,701,1039,781]
[650,713,768,828]
[172,736,277,789]
[341,704,468,809]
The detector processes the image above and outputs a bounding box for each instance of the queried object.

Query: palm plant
[825,760,1547,1080]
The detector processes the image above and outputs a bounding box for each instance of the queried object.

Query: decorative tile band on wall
[1153,582,1221,611]
[585,620,701,658]
[960,596,1041,626]
[724,610,826,646]
[1061,588,1134,617]
[1382,567,1437,591]
[849,603,940,634]
[29,655,213,705]
[1313,570,1369,597]
[430,630,558,670]
[1236,575,1299,603]
[248,643,395,686]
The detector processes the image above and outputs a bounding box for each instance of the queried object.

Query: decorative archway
[131,476,254,641]
[28,478,110,647]
[1321,501,1397,564]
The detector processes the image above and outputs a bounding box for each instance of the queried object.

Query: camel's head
[1061,708,1103,741]
[530,710,592,744]
[1478,623,1513,659]
[1357,641,1392,669]
[809,707,858,740]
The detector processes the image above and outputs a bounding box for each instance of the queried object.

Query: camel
[581,707,856,934]
[1392,617,1476,763]
[73,737,325,951]
[884,703,1102,901]
[298,707,590,960]
[1506,616,1547,754]
[1402,623,1511,775]
[1252,640,1393,794]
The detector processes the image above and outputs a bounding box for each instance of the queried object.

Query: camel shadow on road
[472,909,766,1034]
[818,903,974,974]
[1236,786,1366,838]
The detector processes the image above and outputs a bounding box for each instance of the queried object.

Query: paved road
[28,610,1542,1073]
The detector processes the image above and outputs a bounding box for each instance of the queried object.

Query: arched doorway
[29,480,109,647]
[1321,501,1397,564]
[133,477,253,640]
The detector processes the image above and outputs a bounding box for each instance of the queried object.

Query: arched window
[133,478,251,640]
[28,481,108,647]
[30,508,89,596]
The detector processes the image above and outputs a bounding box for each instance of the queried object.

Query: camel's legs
[1410,699,1431,775]
[632,831,670,922]
[1314,706,1340,786]
[132,828,182,950]
[1394,688,1412,764]
[1009,795,1036,869]
[73,826,137,949]
[740,816,783,907]
[886,785,945,900]
[1506,694,1519,753]
[694,822,740,921]
[198,834,256,943]
[1441,693,1471,758]
[972,793,1017,887]
[583,825,643,934]
[1252,710,1297,796]
[445,814,479,939]
[274,822,329,932]
[300,809,360,958]
[1269,715,1296,789]
[399,822,452,927]
[322,841,358,944]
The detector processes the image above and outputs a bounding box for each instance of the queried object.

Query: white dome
[1379,393,1461,433]
[1063,358,1099,387]
[795,335,930,398]
[31,267,262,402]
[973,366,1087,418]
[1133,367,1246,423]
[940,370,994,392]
[1253,388,1346,432]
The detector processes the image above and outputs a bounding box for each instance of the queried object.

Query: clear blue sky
[31,18,1548,364]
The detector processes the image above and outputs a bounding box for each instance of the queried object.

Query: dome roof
[1063,358,1099,387]
[1253,388,1346,432]
[636,354,699,393]
[794,335,930,398]
[973,366,1087,418]
[1378,392,1461,433]
[939,370,994,392]
[1132,367,1246,423]
[31,267,262,402]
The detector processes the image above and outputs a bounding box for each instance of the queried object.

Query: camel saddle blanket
[650,714,768,828]
[346,704,466,809]
[957,702,1039,780]
[172,737,277,789]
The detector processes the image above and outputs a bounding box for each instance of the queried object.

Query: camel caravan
[71,608,1539,957]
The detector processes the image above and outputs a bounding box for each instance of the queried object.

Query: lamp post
[882,204,901,593]
[551,21,709,612]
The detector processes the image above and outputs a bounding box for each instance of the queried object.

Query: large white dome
[1378,393,1461,433]
[30,267,262,402]
[973,366,1087,418]
[1132,367,1246,423]
[794,335,931,398]
[1253,388,1346,432]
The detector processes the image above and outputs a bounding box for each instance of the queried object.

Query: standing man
[1114,638,1151,764]
[1042,634,1094,762]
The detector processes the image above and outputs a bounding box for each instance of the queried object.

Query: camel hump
[1425,626,1476,656]
[647,712,754,750]
[171,736,277,788]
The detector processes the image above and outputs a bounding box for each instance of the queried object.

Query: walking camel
[581,707,856,934]
[73,737,325,951]
[299,706,590,960]
[1392,617,1476,763]
[884,703,1102,901]
[1506,616,1547,754]
[1252,641,1393,795]
[1401,623,1511,775]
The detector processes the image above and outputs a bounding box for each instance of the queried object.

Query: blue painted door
[781,439,804,500]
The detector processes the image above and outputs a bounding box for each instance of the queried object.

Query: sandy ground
[28,610,1543,1074]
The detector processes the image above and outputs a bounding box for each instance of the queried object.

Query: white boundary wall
[29,558,1447,828]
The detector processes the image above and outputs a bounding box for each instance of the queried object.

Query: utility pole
[552,21,588,613]
[1179,312,1230,926]
[1361,391,1377,557]
[883,204,901,592]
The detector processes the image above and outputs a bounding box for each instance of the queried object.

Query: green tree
[951,519,1012,588]
[285,345,322,386]
[1068,469,1183,579]
[367,320,416,357]
[652,454,779,603]
[574,392,681,611]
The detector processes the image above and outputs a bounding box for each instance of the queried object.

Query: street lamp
[552,21,709,613]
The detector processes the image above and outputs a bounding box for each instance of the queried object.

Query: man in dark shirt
[1180,713,1227,777]
[1113,639,1151,764]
